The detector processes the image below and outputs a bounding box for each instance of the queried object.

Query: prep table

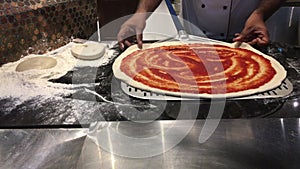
[0,41,299,127]
[0,40,299,169]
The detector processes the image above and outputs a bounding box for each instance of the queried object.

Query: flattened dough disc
[16,56,57,72]
[71,41,106,60]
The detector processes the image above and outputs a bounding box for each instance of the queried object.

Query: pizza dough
[16,56,57,72]
[113,41,287,98]
[71,41,106,60]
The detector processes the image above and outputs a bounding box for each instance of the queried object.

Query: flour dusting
[0,41,117,103]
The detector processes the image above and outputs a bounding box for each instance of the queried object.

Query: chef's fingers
[245,31,269,46]
[234,31,269,46]
[118,41,125,50]
[134,25,144,49]
[117,36,125,50]
[117,31,128,50]
[254,37,269,46]
[117,26,136,50]
[136,33,143,49]
[118,37,135,50]
[255,30,269,45]
[233,33,242,41]
[124,40,133,48]
[247,38,258,45]
[234,33,241,38]
[233,32,250,42]
[118,37,127,50]
[247,37,269,46]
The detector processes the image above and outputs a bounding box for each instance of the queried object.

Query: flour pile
[0,41,117,102]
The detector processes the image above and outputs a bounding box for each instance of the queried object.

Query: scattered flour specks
[0,41,116,103]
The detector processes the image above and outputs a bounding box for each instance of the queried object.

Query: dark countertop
[284,0,300,6]
[0,41,299,128]
[1,118,300,169]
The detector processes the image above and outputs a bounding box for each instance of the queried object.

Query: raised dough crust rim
[113,41,287,98]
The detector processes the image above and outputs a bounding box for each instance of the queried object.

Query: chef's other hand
[117,13,147,50]
[233,11,269,46]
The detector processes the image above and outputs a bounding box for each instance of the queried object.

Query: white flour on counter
[0,41,117,103]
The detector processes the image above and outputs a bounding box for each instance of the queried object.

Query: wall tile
[0,0,97,65]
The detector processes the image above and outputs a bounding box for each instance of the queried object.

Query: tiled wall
[0,0,97,65]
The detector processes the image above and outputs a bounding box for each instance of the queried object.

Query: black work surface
[0,42,299,128]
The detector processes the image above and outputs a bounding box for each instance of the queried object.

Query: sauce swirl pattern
[120,44,276,94]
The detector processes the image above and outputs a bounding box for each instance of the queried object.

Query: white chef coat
[181,0,261,41]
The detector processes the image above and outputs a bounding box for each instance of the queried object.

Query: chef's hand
[117,13,147,50]
[233,11,269,46]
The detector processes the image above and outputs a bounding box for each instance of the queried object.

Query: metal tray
[120,78,293,100]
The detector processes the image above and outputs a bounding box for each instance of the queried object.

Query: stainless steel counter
[1,118,300,169]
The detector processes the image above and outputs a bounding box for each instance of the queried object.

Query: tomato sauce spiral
[120,44,276,94]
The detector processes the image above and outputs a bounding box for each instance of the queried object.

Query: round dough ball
[16,56,57,72]
[71,41,106,60]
